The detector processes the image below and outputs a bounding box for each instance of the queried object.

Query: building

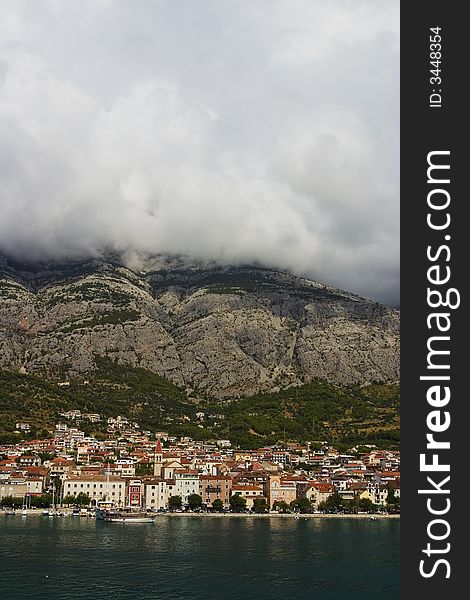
[153,438,163,477]
[360,481,400,506]
[15,423,31,432]
[127,479,144,507]
[0,478,43,500]
[267,475,297,508]
[272,451,290,466]
[231,484,265,509]
[174,471,200,505]
[143,478,167,511]
[110,460,136,477]
[49,457,76,480]
[304,482,334,507]
[17,456,42,467]
[63,476,126,506]
[82,413,101,423]
[161,459,184,480]
[199,476,232,508]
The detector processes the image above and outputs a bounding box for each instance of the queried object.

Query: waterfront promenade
[158,512,399,519]
[1,509,399,520]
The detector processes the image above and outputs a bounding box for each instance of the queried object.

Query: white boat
[107,515,155,523]
[102,508,155,523]
[21,494,32,516]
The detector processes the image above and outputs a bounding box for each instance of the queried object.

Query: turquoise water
[0,515,399,599]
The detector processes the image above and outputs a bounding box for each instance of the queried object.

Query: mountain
[0,254,399,399]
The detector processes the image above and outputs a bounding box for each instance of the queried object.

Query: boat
[21,495,28,517]
[102,507,155,523]
[21,494,31,516]
[106,513,155,523]
[95,500,116,520]
[45,485,59,516]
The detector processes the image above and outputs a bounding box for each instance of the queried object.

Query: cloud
[0,0,399,304]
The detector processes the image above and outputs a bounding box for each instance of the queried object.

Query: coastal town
[1,410,400,516]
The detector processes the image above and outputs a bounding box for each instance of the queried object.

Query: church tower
[153,437,163,477]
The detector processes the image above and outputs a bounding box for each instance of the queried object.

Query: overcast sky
[0,0,399,304]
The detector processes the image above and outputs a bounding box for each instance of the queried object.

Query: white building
[0,478,43,499]
[112,459,136,477]
[63,476,125,506]
[174,471,200,505]
[143,479,167,510]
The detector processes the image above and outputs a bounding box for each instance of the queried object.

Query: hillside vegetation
[0,359,399,449]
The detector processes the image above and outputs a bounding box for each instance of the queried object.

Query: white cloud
[0,0,399,303]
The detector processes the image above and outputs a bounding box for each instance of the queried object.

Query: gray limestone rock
[0,254,399,398]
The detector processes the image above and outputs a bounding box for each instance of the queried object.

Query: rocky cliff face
[0,254,399,398]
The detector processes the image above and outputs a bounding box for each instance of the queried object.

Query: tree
[1,496,24,508]
[230,493,247,512]
[38,452,55,462]
[0,433,20,445]
[385,486,400,513]
[211,498,223,512]
[252,497,268,513]
[30,494,53,508]
[50,476,62,504]
[74,493,91,507]
[135,462,153,476]
[290,497,312,513]
[358,497,376,513]
[168,495,182,511]
[322,492,344,512]
[273,500,290,513]
[386,485,399,505]
[188,494,202,511]
[342,499,358,513]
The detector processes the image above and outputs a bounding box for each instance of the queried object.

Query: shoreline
[1,509,399,520]
[156,512,400,519]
